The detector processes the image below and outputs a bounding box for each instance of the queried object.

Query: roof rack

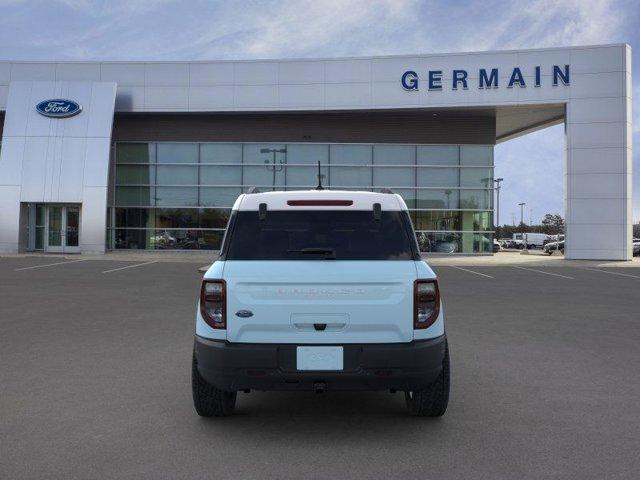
[246,186,261,194]
[380,188,394,194]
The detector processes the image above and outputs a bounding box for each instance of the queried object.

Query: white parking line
[580,267,640,279]
[513,266,574,279]
[449,266,494,278]
[15,259,86,271]
[102,261,158,274]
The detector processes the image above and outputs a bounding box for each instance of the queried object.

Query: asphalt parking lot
[2,256,639,479]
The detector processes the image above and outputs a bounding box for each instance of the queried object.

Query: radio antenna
[315,161,325,190]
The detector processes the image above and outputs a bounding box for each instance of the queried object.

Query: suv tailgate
[223,260,417,344]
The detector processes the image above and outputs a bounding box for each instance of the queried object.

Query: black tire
[192,352,237,417]
[405,342,450,417]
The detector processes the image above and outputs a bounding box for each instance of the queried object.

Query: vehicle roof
[234,190,408,211]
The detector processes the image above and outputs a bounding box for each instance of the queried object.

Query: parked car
[416,232,459,253]
[513,232,551,249]
[544,234,565,245]
[492,239,501,253]
[543,240,565,255]
[498,238,517,249]
[192,190,449,417]
[150,230,177,249]
[633,238,640,256]
[432,240,458,253]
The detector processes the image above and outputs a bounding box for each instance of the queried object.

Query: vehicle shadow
[190,390,449,443]
[236,390,408,417]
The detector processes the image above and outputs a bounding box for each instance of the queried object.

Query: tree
[495,214,566,239]
[541,214,565,234]
[542,213,564,229]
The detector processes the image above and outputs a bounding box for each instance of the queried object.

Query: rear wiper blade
[287,247,337,259]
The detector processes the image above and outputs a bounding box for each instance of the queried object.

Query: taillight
[200,279,226,329]
[414,279,440,329]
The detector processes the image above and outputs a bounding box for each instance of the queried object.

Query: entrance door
[46,206,64,253]
[64,206,80,253]
[45,205,81,253]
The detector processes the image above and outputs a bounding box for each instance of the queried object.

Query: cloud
[0,0,427,60]
[0,0,632,60]
[54,0,176,15]
[489,0,626,49]
[55,0,93,10]
[234,0,422,58]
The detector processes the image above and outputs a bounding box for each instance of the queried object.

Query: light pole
[481,177,491,214]
[518,202,527,252]
[494,178,503,227]
[261,147,287,191]
[518,202,526,226]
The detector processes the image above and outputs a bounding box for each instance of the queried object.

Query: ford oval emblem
[235,310,254,318]
[36,99,82,118]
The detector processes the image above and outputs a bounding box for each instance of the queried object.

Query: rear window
[224,210,418,260]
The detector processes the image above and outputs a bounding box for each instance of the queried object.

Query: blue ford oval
[36,99,82,118]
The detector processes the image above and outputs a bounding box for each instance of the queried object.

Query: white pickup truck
[192,189,449,417]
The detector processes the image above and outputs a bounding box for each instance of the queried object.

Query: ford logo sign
[35,99,82,118]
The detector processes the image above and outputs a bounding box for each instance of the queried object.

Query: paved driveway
[1,257,639,479]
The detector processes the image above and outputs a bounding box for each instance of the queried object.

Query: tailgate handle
[292,322,346,331]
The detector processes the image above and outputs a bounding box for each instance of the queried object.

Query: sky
[0,0,638,225]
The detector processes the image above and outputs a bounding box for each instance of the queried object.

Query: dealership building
[0,44,633,259]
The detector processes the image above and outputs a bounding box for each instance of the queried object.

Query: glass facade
[109,142,494,253]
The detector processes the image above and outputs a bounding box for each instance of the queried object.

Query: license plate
[296,346,343,371]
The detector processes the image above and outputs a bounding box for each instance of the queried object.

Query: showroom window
[110,143,494,252]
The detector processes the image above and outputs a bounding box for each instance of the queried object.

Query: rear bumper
[194,334,447,392]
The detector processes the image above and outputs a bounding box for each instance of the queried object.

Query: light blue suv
[192,190,449,417]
